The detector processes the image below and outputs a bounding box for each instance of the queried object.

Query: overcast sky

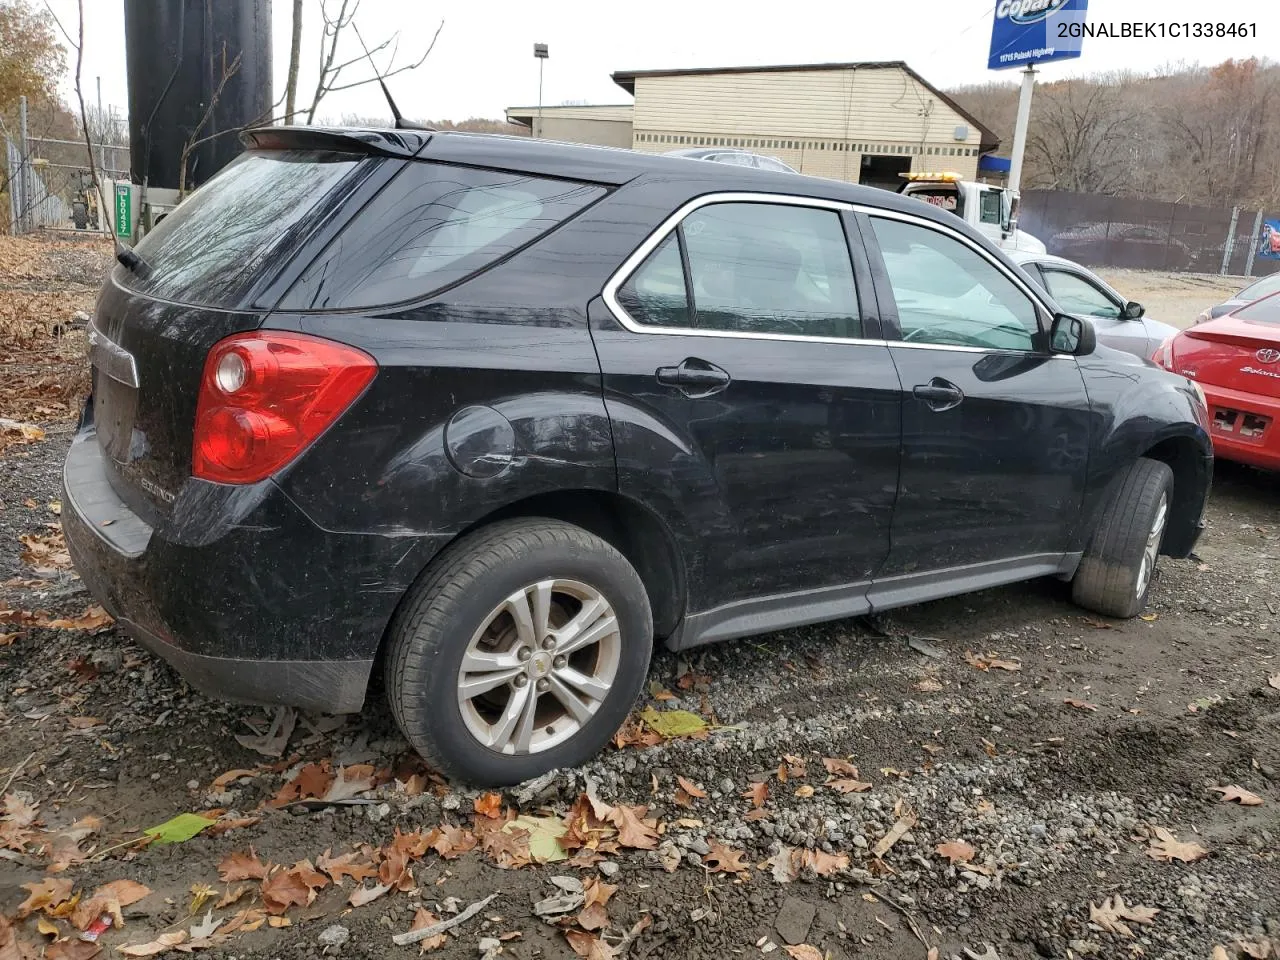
[44,0,1278,127]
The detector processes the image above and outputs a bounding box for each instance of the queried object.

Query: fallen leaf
[741,782,767,809]
[1238,940,1273,959]
[989,658,1021,671]
[1140,612,1159,622]
[42,606,113,630]
[797,848,848,877]
[504,815,568,864]
[783,755,808,779]
[17,878,74,918]
[1212,785,1264,806]
[479,822,531,869]
[219,908,266,934]
[638,707,708,739]
[46,941,101,960]
[1089,895,1159,937]
[793,785,815,799]
[217,850,269,882]
[473,792,503,819]
[71,880,152,931]
[872,813,917,859]
[269,762,333,807]
[215,886,251,909]
[821,757,858,778]
[1147,826,1209,863]
[426,825,477,860]
[261,869,311,915]
[703,840,749,874]
[118,932,187,957]
[143,813,214,845]
[0,632,17,646]
[1064,698,1098,711]
[783,947,823,960]
[316,849,380,884]
[188,884,217,914]
[210,769,258,791]
[577,876,617,931]
[604,802,660,850]
[233,707,296,759]
[565,928,617,960]
[826,779,872,794]
[267,916,291,928]
[676,776,707,799]
[935,840,976,864]
[914,677,944,692]
[408,908,448,952]
[980,738,998,758]
[321,766,374,803]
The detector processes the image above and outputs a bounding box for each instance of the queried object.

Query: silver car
[1195,270,1280,324]
[1008,251,1178,360]
[662,148,798,174]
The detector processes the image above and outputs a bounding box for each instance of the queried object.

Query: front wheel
[384,518,653,786]
[1071,458,1174,619]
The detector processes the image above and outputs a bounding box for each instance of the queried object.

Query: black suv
[63,128,1212,786]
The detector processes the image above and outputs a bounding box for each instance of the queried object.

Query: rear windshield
[277,161,606,310]
[1238,271,1280,303]
[122,149,364,306]
[1234,292,1280,324]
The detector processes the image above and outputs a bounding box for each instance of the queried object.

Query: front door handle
[656,358,731,397]
[913,377,964,412]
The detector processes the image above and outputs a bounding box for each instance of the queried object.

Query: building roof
[611,60,999,153]
[505,103,635,127]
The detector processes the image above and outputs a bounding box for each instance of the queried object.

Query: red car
[1153,290,1280,470]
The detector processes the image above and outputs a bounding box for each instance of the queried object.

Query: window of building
[869,216,1040,351]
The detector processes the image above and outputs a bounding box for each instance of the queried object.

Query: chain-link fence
[1019,189,1280,280]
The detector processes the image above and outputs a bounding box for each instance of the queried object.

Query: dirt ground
[1,235,1277,960]
[1093,269,1247,330]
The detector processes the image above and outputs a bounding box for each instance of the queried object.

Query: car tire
[384,518,653,787]
[1071,458,1174,619]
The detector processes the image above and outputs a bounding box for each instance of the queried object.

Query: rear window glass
[1233,292,1280,325]
[278,162,606,310]
[123,150,363,306]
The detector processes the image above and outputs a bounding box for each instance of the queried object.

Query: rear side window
[616,234,689,328]
[279,162,606,310]
[124,149,363,306]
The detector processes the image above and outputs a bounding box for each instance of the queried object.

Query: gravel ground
[2,240,1277,960]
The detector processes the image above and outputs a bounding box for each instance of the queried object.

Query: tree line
[949,58,1279,209]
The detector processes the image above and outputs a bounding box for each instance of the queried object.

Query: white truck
[896,172,1046,255]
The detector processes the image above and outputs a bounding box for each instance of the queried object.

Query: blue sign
[1258,220,1280,260]
[988,0,1089,71]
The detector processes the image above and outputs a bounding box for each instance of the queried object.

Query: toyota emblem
[1256,348,1280,364]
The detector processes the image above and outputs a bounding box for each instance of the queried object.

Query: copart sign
[988,0,1088,70]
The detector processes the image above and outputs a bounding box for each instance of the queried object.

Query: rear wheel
[1071,458,1174,619]
[385,518,653,786]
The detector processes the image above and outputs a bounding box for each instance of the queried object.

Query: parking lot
[1,235,1277,960]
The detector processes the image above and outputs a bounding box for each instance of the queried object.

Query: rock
[317,925,349,950]
[478,937,501,959]
[441,793,462,811]
[598,861,620,879]
[775,897,817,946]
[719,778,735,794]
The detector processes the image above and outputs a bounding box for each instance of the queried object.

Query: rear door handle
[656,358,731,397]
[913,377,964,412]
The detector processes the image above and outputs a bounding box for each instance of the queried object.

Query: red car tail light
[193,332,377,484]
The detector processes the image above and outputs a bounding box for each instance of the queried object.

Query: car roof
[238,125,999,247]
[1007,250,1093,272]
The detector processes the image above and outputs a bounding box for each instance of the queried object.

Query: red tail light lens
[193,332,377,484]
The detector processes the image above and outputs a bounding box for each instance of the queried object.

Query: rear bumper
[1201,381,1280,471]
[62,428,444,714]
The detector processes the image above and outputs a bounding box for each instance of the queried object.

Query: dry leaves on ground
[783,947,824,960]
[964,650,1022,672]
[407,908,449,952]
[741,782,768,809]
[1211,785,1264,806]
[1064,698,1098,711]
[1147,826,1209,863]
[702,840,749,874]
[1089,895,1159,937]
[935,840,976,864]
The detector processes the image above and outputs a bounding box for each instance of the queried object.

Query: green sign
[114,182,132,238]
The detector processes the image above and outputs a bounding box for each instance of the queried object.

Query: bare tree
[284,0,303,124]
[177,44,243,198]
[1023,79,1145,195]
[300,0,443,124]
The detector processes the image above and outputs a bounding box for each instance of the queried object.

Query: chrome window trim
[87,325,140,388]
[600,191,889,347]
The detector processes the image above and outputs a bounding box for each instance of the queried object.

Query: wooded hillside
[949,58,1279,208]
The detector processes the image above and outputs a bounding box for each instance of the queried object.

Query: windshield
[1237,272,1280,303]
[1233,291,1280,325]
[122,149,365,307]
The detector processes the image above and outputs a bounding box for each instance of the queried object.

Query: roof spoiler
[238,126,432,159]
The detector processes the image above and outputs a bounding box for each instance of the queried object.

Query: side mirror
[1050,313,1097,356]
[1123,300,1145,320]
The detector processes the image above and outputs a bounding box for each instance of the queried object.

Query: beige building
[506,61,998,188]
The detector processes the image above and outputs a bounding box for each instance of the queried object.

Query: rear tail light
[193,332,377,484]
[1151,338,1174,369]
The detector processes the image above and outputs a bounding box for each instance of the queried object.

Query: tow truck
[896,171,1046,255]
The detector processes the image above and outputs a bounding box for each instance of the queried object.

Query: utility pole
[534,43,548,139]
[18,95,30,233]
[1007,65,1035,198]
[96,76,106,172]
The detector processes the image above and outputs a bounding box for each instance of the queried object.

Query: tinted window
[1041,268,1120,319]
[681,202,862,339]
[870,216,1039,351]
[123,149,363,306]
[616,234,689,328]
[281,162,606,310]
[1233,292,1280,325]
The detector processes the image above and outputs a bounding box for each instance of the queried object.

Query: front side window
[1041,268,1121,319]
[280,162,605,310]
[979,190,1002,225]
[870,216,1040,351]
